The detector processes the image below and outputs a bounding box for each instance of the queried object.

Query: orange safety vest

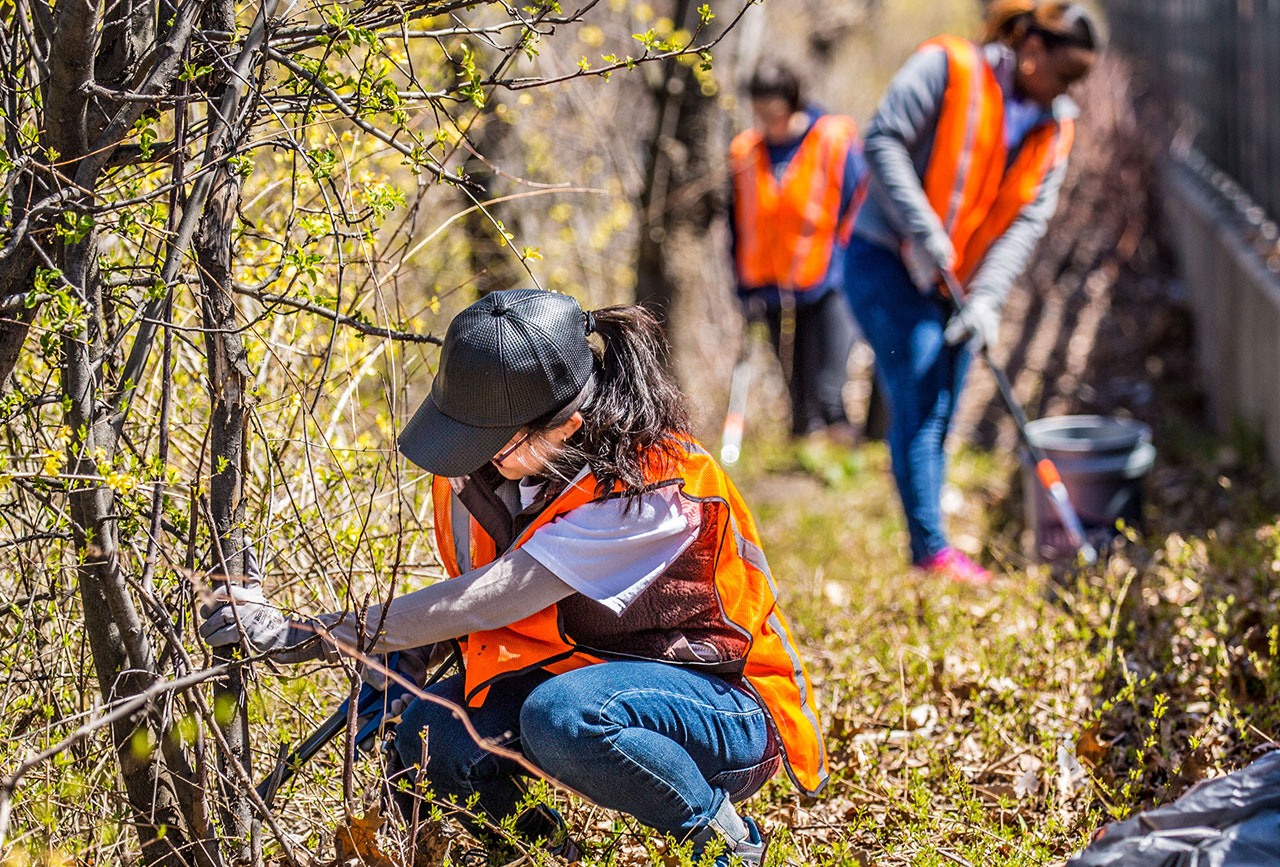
[431,441,829,796]
[730,115,864,291]
[919,35,1075,285]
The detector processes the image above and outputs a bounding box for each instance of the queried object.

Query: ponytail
[984,1,1101,52]
[534,304,690,499]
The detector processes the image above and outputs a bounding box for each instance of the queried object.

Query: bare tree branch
[236,286,443,344]
[111,0,287,431]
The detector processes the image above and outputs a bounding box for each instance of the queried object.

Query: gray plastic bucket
[1020,415,1156,561]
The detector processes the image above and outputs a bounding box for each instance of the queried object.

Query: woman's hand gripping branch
[198,547,327,663]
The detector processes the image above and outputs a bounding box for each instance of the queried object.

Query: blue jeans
[393,661,779,843]
[843,237,971,563]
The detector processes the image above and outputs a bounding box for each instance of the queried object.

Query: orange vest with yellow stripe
[920,35,1075,284]
[730,115,863,291]
[431,440,829,796]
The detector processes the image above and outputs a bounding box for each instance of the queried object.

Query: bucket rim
[1024,414,1152,454]
[1021,440,1156,478]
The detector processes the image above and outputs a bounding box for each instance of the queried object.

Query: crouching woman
[200,289,827,864]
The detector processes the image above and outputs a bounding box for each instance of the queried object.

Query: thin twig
[0,662,234,849]
[235,287,442,345]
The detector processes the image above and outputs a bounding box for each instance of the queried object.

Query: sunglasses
[492,429,534,465]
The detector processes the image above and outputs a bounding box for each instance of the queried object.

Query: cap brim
[397,394,521,477]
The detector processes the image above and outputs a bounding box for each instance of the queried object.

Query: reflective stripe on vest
[920,35,1075,284]
[679,440,829,794]
[429,444,829,796]
[730,115,861,291]
[431,477,497,580]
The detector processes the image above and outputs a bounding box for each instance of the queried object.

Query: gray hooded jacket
[852,40,1078,305]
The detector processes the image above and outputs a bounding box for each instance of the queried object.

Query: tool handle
[720,356,751,466]
[255,647,460,806]
[256,705,348,803]
[939,270,1098,566]
[721,303,762,467]
[255,667,397,803]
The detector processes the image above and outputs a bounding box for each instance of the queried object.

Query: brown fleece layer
[558,500,751,665]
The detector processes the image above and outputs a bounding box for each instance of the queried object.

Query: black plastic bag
[1068,751,1280,866]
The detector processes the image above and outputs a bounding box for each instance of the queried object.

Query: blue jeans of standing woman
[393,661,779,847]
[843,237,971,563]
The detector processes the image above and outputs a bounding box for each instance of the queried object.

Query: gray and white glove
[944,293,1002,351]
[903,232,956,292]
[198,549,325,662]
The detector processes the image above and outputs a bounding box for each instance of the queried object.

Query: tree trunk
[61,225,194,865]
[634,0,730,331]
[197,164,255,866]
[0,252,38,393]
[195,0,255,854]
[463,106,521,296]
[42,0,202,859]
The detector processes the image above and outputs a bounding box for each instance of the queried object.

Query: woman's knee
[519,675,608,767]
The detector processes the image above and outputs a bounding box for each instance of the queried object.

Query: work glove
[198,547,325,662]
[902,232,956,292]
[944,292,1002,351]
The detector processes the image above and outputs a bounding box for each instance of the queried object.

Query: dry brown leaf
[334,806,398,867]
[1076,725,1110,766]
[410,819,450,867]
[1057,743,1087,797]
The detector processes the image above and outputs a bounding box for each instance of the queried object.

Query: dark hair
[985,1,1102,52]
[531,305,690,499]
[748,61,803,112]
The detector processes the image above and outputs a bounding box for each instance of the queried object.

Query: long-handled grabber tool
[721,299,768,467]
[940,269,1098,566]
[255,646,459,806]
[720,339,752,467]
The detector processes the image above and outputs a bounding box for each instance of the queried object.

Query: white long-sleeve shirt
[319,484,702,655]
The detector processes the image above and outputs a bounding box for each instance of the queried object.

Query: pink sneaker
[917,547,993,585]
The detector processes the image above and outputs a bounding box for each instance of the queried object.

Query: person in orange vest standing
[842,1,1100,583]
[199,289,827,865]
[729,61,868,446]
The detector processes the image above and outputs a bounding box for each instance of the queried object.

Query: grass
[2,382,1276,867]
[719,439,1104,865]
[660,426,1280,867]
[2,426,1277,867]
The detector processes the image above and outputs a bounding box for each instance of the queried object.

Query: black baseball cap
[398,289,596,477]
